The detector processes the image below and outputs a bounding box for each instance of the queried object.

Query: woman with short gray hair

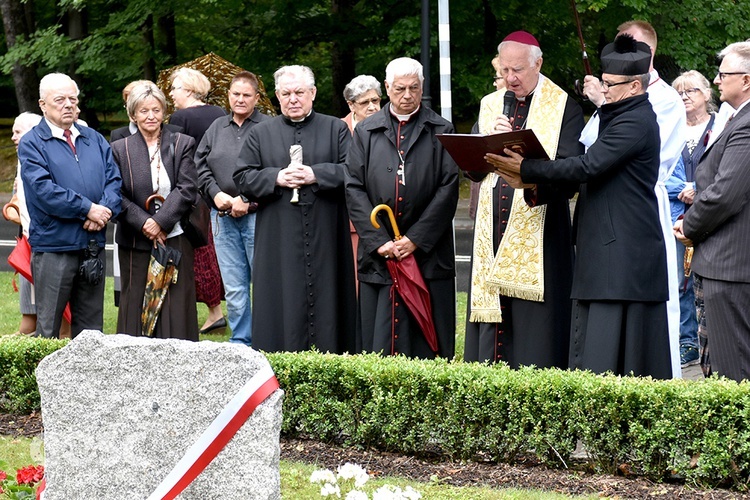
[342,75,382,133]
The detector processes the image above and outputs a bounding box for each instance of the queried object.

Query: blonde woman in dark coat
[112,83,199,340]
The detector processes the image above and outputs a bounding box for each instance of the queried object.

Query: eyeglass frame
[676,87,702,98]
[599,78,635,91]
[717,71,746,81]
[353,97,381,107]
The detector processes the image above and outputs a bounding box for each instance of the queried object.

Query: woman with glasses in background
[341,75,383,304]
[668,70,717,377]
[341,75,382,133]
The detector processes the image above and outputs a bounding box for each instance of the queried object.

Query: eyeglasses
[600,79,634,91]
[717,71,746,80]
[676,88,701,98]
[354,97,381,106]
[493,76,502,83]
[170,86,184,91]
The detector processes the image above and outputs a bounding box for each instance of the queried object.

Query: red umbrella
[370,204,438,353]
[6,203,72,324]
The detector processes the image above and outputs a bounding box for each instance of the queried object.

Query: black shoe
[200,317,227,334]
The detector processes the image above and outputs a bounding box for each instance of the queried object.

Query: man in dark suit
[487,35,671,379]
[675,41,750,382]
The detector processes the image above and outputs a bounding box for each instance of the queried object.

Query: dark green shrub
[2,338,750,490]
[0,336,67,413]
[268,351,750,490]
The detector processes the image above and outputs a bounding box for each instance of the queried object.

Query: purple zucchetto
[502,31,540,48]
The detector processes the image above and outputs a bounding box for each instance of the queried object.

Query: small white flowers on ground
[373,485,423,500]
[310,469,338,485]
[320,482,342,497]
[337,462,369,489]
[345,490,370,500]
[310,462,421,499]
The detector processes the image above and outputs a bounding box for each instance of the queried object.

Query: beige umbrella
[156,52,276,117]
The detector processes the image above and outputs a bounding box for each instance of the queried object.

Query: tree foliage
[1,0,748,126]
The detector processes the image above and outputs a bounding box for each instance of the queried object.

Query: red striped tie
[63,129,76,155]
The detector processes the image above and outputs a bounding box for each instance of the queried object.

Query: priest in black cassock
[463,31,584,369]
[345,57,459,359]
[488,35,671,379]
[234,65,356,353]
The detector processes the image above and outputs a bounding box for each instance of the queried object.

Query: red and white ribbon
[148,364,279,500]
[36,477,46,500]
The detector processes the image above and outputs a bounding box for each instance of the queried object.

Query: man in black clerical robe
[234,65,355,353]
[489,35,671,379]
[345,57,459,359]
[464,31,584,369]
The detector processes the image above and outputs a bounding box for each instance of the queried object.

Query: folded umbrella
[370,204,438,353]
[141,242,182,337]
[683,245,694,292]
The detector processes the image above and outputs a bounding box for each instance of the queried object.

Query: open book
[437,130,549,173]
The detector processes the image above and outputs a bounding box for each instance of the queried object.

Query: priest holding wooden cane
[487,34,672,379]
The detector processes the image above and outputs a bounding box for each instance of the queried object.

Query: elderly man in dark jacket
[345,57,459,359]
[488,35,671,379]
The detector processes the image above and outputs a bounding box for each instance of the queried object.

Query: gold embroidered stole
[469,77,567,323]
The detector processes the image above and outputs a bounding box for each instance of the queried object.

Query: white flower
[372,484,422,500]
[345,490,369,500]
[310,468,338,484]
[337,462,370,488]
[320,482,341,497]
[372,485,401,500]
[402,486,422,499]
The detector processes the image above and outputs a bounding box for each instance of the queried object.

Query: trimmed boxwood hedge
[0,336,66,414]
[2,337,749,490]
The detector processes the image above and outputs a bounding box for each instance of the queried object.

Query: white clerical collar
[290,110,313,123]
[390,105,420,122]
[45,118,79,142]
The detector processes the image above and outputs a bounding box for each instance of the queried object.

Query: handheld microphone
[502,90,515,119]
